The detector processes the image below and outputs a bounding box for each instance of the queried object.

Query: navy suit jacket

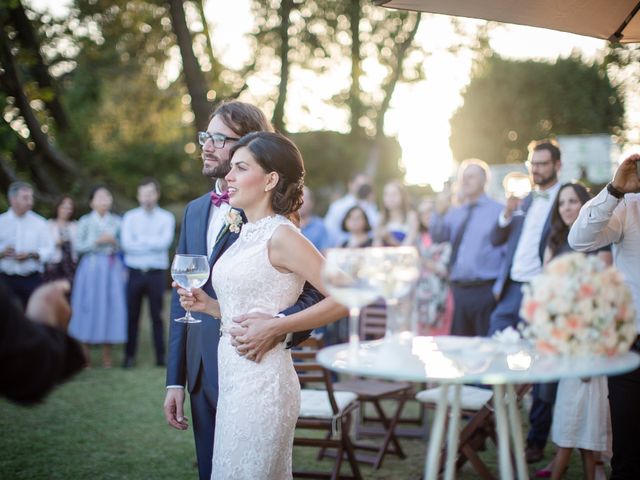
[166,192,321,401]
[490,194,553,300]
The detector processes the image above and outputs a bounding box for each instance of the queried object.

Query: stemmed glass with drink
[171,254,210,323]
[502,172,531,215]
[503,172,532,216]
[322,248,381,356]
[366,246,420,344]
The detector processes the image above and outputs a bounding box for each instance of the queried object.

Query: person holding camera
[569,153,640,480]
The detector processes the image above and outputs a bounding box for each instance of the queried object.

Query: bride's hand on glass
[173,284,220,317]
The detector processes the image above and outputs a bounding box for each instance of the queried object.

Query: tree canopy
[0,0,423,214]
[450,54,625,165]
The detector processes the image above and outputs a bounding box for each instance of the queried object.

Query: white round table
[317,336,640,480]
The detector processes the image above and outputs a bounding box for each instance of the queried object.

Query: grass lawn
[1,297,594,479]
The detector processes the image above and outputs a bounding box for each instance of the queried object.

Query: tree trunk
[272,0,293,134]
[8,1,69,132]
[367,13,421,176]
[12,136,60,197]
[349,0,363,137]
[0,155,18,192]
[168,0,211,131]
[0,20,77,175]
[375,14,421,136]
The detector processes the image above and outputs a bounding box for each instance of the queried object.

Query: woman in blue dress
[69,186,127,367]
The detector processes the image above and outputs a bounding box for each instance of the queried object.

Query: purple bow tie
[210,190,230,207]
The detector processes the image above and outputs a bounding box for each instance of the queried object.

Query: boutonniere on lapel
[224,208,244,234]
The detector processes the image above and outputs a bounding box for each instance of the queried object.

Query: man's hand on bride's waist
[230,312,286,363]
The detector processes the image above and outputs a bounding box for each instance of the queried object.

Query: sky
[31,0,635,190]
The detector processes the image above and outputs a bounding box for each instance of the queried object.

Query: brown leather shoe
[525,445,544,463]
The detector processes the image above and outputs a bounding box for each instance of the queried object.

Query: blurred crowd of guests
[296,140,638,480]
[2,140,639,479]
[0,178,175,369]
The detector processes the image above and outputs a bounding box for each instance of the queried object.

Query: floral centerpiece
[520,252,637,357]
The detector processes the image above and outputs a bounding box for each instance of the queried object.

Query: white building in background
[556,134,620,184]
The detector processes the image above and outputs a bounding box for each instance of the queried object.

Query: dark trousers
[451,281,496,336]
[488,278,524,336]
[489,278,554,449]
[190,363,217,480]
[125,268,166,362]
[608,339,640,480]
[527,382,556,449]
[0,272,42,309]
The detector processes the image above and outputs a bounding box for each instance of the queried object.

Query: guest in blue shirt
[300,186,329,253]
[430,159,506,336]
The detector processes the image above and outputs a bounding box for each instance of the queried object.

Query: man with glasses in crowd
[163,101,320,480]
[488,139,562,464]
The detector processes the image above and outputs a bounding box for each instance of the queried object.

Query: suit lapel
[193,194,212,256]
[208,208,245,266]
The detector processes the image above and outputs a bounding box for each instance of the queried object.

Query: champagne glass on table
[322,248,381,355]
[367,247,420,345]
[171,254,210,323]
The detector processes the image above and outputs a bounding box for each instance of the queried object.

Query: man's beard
[202,157,231,179]
[533,170,557,187]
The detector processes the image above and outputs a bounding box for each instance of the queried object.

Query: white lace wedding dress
[210,215,305,480]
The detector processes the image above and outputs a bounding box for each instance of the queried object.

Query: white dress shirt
[504,182,561,282]
[206,180,231,256]
[569,188,640,330]
[121,206,175,270]
[0,209,54,275]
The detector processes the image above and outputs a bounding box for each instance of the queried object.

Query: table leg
[492,384,514,479]
[506,384,528,480]
[424,384,449,480]
[444,384,462,480]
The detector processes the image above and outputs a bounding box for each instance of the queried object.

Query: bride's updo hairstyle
[230,131,305,220]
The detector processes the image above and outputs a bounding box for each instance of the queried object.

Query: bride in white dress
[177,132,346,480]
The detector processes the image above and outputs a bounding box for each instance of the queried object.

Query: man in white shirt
[323,173,378,247]
[0,182,54,307]
[569,153,640,480]
[488,139,562,463]
[121,178,175,368]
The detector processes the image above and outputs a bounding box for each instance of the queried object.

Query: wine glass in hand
[171,254,210,323]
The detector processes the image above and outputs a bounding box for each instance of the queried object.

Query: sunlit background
[31,0,639,190]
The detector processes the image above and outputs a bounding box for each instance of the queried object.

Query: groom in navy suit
[163,101,321,480]
[489,139,562,464]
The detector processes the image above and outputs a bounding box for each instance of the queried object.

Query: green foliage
[290,130,402,211]
[450,54,625,164]
[249,0,424,137]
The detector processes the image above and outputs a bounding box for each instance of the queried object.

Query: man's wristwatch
[607,182,625,200]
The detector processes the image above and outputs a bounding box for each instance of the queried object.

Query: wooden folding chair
[326,304,415,469]
[416,383,532,479]
[293,338,362,480]
[353,304,429,440]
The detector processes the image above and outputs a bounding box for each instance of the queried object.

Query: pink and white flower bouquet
[520,252,637,357]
